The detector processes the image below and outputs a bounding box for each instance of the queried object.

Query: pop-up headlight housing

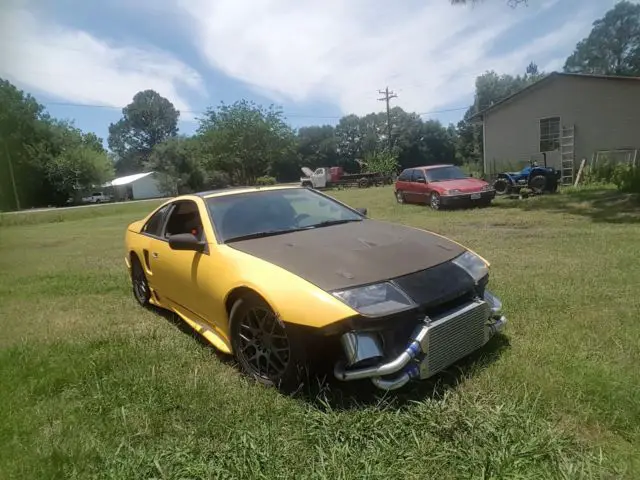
[452,250,489,283]
[333,282,416,317]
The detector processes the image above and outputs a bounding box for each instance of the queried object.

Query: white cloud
[0,6,204,120]
[177,0,602,116]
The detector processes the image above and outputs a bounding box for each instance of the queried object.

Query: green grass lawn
[1,186,639,479]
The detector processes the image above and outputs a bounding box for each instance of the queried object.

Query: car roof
[404,164,454,171]
[195,184,299,199]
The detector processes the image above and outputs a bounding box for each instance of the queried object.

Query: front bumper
[333,289,506,390]
[440,190,495,207]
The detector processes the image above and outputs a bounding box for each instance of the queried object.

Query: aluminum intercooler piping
[370,363,421,391]
[333,325,429,382]
[334,292,507,391]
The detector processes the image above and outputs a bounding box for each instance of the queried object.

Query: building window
[539,117,560,152]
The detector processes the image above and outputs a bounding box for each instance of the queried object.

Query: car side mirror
[169,233,206,252]
[355,207,368,216]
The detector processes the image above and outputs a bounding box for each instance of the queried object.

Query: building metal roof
[104,171,155,187]
[469,72,640,123]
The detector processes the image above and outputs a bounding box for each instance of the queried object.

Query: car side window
[411,170,425,182]
[398,169,412,181]
[142,204,171,238]
[164,201,206,241]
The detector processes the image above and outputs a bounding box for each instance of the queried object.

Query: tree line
[1,0,637,210]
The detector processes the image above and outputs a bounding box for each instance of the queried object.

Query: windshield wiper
[225,228,306,243]
[306,218,362,229]
[225,219,362,242]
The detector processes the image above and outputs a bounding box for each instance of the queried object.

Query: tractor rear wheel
[493,178,510,195]
[529,175,547,194]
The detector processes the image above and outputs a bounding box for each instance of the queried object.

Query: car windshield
[425,166,468,182]
[205,188,364,243]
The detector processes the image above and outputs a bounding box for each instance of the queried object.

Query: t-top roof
[469,72,640,123]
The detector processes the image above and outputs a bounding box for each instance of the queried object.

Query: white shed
[106,172,167,200]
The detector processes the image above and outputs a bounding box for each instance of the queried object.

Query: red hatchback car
[394,164,495,210]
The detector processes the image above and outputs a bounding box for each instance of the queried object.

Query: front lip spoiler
[333,292,507,391]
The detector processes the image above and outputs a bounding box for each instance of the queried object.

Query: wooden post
[574,157,587,187]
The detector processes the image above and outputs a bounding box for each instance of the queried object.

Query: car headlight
[482,184,493,191]
[444,189,461,196]
[333,282,416,317]
[452,251,489,283]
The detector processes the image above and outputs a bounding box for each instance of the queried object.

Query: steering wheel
[293,213,311,227]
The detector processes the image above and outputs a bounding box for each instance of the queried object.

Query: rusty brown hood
[226,219,466,291]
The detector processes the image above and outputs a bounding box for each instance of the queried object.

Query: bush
[363,149,400,177]
[255,175,277,186]
[615,165,640,193]
[583,161,640,193]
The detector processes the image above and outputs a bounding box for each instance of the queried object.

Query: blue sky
[0,0,622,148]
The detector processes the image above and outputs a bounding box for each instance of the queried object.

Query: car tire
[131,256,151,306]
[429,192,441,210]
[229,294,305,393]
[395,190,405,204]
[529,175,547,194]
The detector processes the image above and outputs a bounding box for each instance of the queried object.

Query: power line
[39,100,469,120]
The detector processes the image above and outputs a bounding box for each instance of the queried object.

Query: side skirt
[149,288,232,355]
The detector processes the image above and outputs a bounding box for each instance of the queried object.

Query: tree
[362,148,400,177]
[36,119,114,205]
[564,1,640,76]
[296,125,339,170]
[145,136,213,195]
[0,79,47,210]
[0,79,114,209]
[108,90,180,175]
[196,100,297,185]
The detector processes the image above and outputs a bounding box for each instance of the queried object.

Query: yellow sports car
[124,185,506,391]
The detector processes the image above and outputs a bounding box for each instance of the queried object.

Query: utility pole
[378,86,398,150]
[4,142,20,211]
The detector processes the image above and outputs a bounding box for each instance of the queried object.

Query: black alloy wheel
[230,295,304,392]
[131,257,150,306]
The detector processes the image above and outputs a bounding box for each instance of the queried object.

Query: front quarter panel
[222,246,358,330]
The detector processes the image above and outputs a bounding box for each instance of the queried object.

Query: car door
[409,169,428,203]
[146,199,214,323]
[137,202,172,290]
[396,169,414,202]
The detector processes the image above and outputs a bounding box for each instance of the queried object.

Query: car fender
[221,247,358,330]
[427,184,448,195]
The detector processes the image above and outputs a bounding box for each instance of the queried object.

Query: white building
[105,171,168,201]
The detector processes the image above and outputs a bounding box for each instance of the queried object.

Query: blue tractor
[492,153,561,196]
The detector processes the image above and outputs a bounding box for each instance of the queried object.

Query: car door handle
[152,252,159,258]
